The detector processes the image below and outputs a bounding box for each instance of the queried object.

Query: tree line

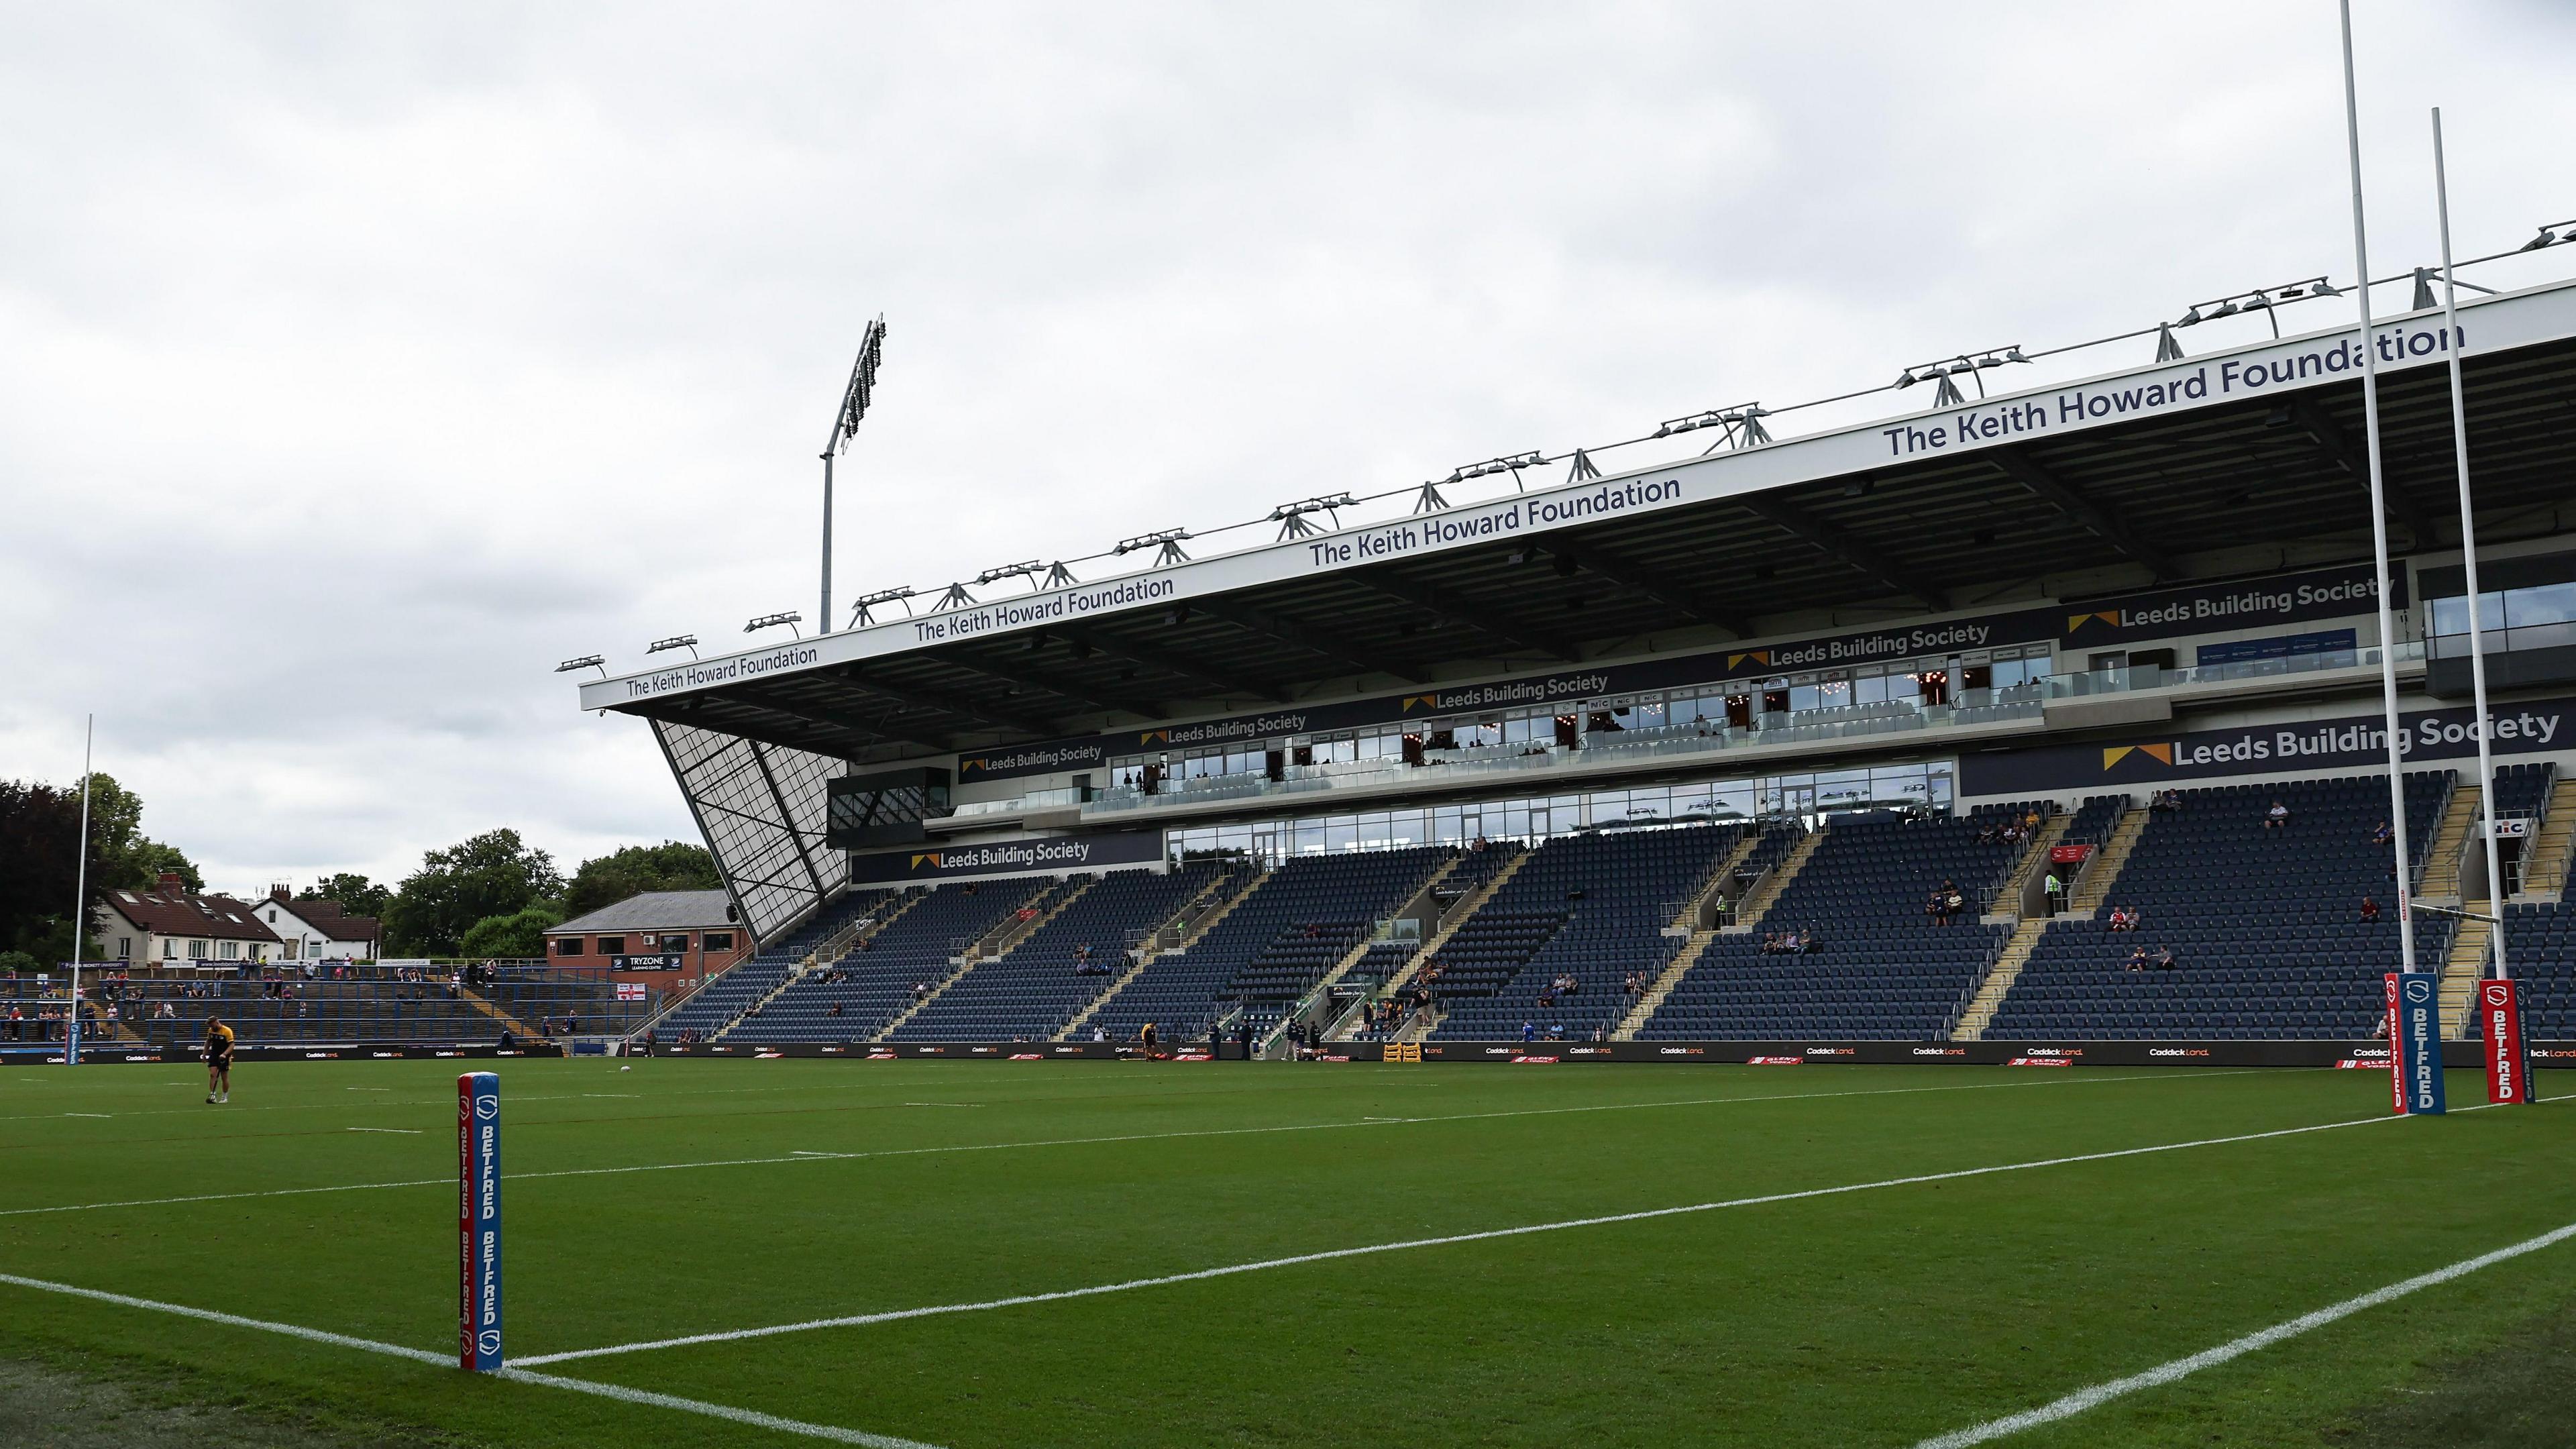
[0,773,720,967]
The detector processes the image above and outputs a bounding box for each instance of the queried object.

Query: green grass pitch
[5,1059,2573,1447]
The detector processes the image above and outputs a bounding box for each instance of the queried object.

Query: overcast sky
[4,1,2571,897]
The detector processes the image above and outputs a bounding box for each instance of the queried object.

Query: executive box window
[2424,556,2576,696]
[704,932,735,951]
[596,936,626,955]
[553,938,584,957]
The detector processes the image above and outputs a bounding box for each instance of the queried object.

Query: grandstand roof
[550,889,737,935]
[580,278,2576,767]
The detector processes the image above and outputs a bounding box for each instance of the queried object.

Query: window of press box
[705,932,734,951]
[596,936,625,955]
[553,937,584,956]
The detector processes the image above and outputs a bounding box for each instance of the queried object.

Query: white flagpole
[68,715,93,1066]
[2430,108,2510,979]
[2337,0,2418,977]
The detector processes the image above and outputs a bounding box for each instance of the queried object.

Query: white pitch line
[1913,1217,2576,1447]
[0,1071,2215,1220]
[63,1112,111,1118]
[0,1271,945,1448]
[512,1108,2413,1366]
[347,1128,422,1134]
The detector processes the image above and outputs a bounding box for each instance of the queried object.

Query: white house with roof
[248,887,382,961]
[91,875,284,965]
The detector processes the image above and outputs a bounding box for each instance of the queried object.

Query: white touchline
[347,1128,423,1134]
[0,1271,945,1449]
[1913,1217,2576,1448]
[510,1107,2412,1366]
[0,1070,2210,1220]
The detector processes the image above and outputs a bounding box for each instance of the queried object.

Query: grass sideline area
[4,1059,2570,1448]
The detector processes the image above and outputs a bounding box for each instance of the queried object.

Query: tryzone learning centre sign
[580,279,2576,714]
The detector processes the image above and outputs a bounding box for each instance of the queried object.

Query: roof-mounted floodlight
[555,655,606,676]
[1442,451,1548,485]
[848,586,916,627]
[1895,347,2029,407]
[2518,219,2576,252]
[646,635,699,659]
[744,610,803,637]
[1115,528,1192,565]
[1270,492,1356,540]
[973,560,1046,588]
[2172,278,2337,338]
[1654,403,1772,452]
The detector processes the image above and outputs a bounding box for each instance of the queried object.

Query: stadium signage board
[961,560,2400,782]
[846,829,1167,883]
[1958,694,2575,796]
[456,1071,503,1371]
[581,281,2576,716]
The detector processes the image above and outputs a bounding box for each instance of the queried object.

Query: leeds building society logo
[1724,649,1774,673]
[2100,743,2176,771]
[1399,694,1441,714]
[910,852,943,870]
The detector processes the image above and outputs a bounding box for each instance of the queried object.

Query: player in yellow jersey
[203,1017,235,1104]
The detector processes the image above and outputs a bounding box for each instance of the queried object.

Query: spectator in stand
[1521,1019,1537,1043]
[2264,800,2292,830]
[2153,946,2178,971]
[2371,820,2394,847]
[2127,946,2151,971]
[2044,869,2065,914]
[2359,895,2381,923]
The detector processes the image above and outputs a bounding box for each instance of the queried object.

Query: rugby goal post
[458,1072,503,1370]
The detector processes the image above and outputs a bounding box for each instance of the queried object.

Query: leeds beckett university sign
[581,280,2576,714]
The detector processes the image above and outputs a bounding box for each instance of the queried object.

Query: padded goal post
[458,1072,503,1370]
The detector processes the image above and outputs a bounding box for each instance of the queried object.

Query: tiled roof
[551,890,737,935]
[103,889,284,943]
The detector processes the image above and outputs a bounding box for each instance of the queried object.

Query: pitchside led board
[457,1072,503,1371]
[2387,973,2446,1116]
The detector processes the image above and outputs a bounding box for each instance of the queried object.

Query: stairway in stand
[869,880,1064,1042]
[1057,867,1268,1041]
[1368,849,1534,1004]
[2438,915,2493,1040]
[2521,777,2576,901]
[1951,917,2051,1042]
[2067,806,2147,915]
[1988,814,2072,919]
[1611,833,1770,1039]
[1717,828,1819,934]
[2416,784,2482,901]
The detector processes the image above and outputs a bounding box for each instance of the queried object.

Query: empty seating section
[1987,773,2455,1039]
[479,971,661,1035]
[727,882,1040,1042]
[2493,902,2576,1038]
[64,977,496,1048]
[889,864,1229,1040]
[2493,761,2557,818]
[1430,824,1738,1039]
[652,889,906,1041]
[1090,847,1448,1042]
[1641,813,2019,1040]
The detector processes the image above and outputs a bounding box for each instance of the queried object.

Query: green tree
[384,829,564,956]
[301,872,392,920]
[458,903,564,959]
[562,841,722,918]
[0,773,198,961]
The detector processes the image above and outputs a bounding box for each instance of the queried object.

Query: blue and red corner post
[2385,971,2540,1113]
[458,1072,503,1371]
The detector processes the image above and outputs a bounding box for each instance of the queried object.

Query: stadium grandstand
[580,271,2576,1065]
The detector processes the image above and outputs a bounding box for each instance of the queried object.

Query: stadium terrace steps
[1721,826,1821,932]
[1674,830,1766,931]
[894,864,1234,1042]
[1613,928,1717,1039]
[1265,866,1458,1052]
[1638,811,2019,1041]
[867,881,1061,1040]
[2416,784,2483,900]
[720,881,1047,1044]
[1052,867,1251,1041]
[1953,916,2051,1041]
[1994,814,2074,916]
[2524,777,2576,900]
[456,985,541,1041]
[2068,804,2147,915]
[1333,847,1529,1042]
[817,889,928,967]
[2440,915,2493,1039]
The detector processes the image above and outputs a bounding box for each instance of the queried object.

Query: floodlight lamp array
[743,610,803,635]
[2173,277,2339,328]
[645,635,698,658]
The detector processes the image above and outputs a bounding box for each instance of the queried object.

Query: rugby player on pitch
[203,1016,235,1104]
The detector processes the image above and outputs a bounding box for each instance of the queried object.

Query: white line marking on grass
[63,1112,111,1118]
[903,1102,981,1108]
[512,1108,2418,1366]
[583,1093,640,1098]
[0,1071,2234,1220]
[0,1271,945,1448]
[1913,1218,2576,1448]
[346,1128,421,1134]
